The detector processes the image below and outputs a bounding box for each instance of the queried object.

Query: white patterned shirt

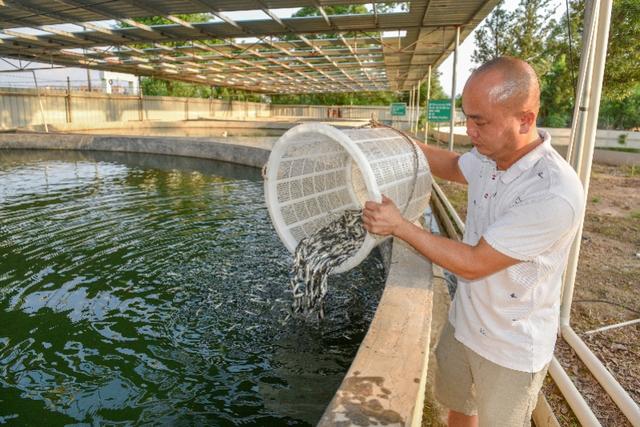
[449,131,584,372]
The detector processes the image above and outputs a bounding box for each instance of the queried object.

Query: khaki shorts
[434,321,548,427]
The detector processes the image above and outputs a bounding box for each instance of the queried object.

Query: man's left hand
[363,195,408,236]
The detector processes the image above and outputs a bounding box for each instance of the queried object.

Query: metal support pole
[566,0,598,167]
[31,70,48,133]
[424,65,432,142]
[556,1,640,423]
[210,85,214,118]
[413,82,420,131]
[407,88,413,130]
[138,76,144,121]
[82,25,92,92]
[415,80,422,134]
[66,76,72,123]
[86,69,92,91]
[410,86,415,132]
[448,26,460,151]
[408,87,412,131]
[560,0,610,327]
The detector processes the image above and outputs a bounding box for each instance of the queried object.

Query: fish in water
[289,209,366,319]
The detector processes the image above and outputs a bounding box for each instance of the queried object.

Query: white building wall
[0,59,139,94]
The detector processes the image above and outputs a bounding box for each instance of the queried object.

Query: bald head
[468,56,540,113]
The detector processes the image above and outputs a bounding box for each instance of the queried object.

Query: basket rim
[263,123,381,273]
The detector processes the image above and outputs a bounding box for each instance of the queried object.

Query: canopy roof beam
[0,0,499,93]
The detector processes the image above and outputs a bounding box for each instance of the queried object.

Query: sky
[0,1,567,95]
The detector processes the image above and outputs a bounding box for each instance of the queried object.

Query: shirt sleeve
[483,195,577,261]
[458,149,482,183]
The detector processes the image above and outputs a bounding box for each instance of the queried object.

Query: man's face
[461,73,522,161]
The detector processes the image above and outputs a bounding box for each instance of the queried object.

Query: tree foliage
[472,0,639,129]
[141,77,263,101]
[601,0,640,101]
[270,69,446,107]
[471,1,514,62]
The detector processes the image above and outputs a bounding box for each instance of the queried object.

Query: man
[362,57,584,426]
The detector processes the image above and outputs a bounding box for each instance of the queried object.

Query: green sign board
[428,100,452,122]
[390,102,407,116]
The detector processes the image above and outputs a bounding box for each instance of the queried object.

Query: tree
[539,53,575,126]
[472,1,514,63]
[472,0,639,129]
[601,0,639,101]
[546,0,640,128]
[472,0,555,76]
[511,0,556,67]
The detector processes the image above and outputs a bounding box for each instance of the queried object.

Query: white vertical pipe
[448,26,459,151]
[569,3,598,173]
[556,0,640,423]
[560,0,610,327]
[560,0,599,326]
[424,65,432,142]
[565,0,597,164]
[577,0,611,197]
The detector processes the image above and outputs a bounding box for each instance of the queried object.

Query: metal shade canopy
[0,0,498,93]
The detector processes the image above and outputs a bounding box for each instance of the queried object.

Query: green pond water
[0,150,386,426]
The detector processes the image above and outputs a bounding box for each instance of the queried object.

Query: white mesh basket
[264,123,432,273]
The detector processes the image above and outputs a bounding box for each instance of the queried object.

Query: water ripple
[0,150,385,426]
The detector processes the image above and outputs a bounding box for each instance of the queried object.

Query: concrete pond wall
[0,87,413,131]
[0,128,437,426]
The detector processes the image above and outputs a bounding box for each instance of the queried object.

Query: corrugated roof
[0,0,499,93]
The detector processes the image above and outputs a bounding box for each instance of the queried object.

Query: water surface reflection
[0,149,385,426]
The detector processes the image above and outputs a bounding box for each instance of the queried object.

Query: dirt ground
[434,163,640,426]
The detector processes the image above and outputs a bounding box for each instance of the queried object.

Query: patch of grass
[631,211,640,220]
[591,196,602,204]
[588,215,639,240]
[623,164,638,177]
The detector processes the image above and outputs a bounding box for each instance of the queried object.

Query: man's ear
[519,110,536,134]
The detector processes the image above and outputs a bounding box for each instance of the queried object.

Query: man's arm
[418,142,467,184]
[394,223,518,280]
[363,196,519,280]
